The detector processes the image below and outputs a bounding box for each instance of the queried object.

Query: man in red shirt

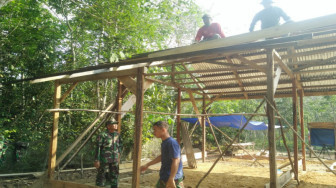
[195,14,225,42]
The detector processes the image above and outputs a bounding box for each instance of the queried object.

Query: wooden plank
[308,122,336,129]
[118,76,137,94]
[119,79,153,118]
[60,82,78,103]
[299,90,306,171]
[48,180,97,188]
[48,81,61,179]
[187,91,205,162]
[266,49,278,187]
[181,122,197,168]
[148,13,336,59]
[58,68,138,84]
[265,170,293,188]
[292,80,299,181]
[273,66,282,95]
[132,68,144,188]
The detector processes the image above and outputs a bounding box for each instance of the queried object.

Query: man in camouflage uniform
[94,121,123,188]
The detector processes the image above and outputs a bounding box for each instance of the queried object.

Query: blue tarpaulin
[181,115,268,130]
[310,128,335,147]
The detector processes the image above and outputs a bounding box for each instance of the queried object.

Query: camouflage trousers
[96,162,119,188]
[156,177,184,188]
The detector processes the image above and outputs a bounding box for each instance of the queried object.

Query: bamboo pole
[196,99,265,187]
[264,97,336,175]
[132,68,144,188]
[48,81,61,179]
[46,108,271,117]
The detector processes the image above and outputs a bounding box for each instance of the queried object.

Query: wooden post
[132,68,144,188]
[266,49,278,187]
[177,88,181,144]
[202,96,206,162]
[117,81,123,133]
[299,90,306,171]
[292,80,299,180]
[48,81,61,179]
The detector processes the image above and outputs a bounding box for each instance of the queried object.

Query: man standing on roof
[195,14,226,42]
[94,121,123,188]
[249,0,292,32]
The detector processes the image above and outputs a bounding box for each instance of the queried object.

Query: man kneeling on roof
[194,14,226,43]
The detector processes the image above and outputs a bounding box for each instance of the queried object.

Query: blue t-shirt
[160,137,183,182]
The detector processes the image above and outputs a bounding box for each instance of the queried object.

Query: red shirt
[195,23,225,42]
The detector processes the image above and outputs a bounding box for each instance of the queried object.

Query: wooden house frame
[22,13,336,188]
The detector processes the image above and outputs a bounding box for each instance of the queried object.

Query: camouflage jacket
[95,131,122,163]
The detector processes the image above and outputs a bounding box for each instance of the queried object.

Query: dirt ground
[1,153,335,188]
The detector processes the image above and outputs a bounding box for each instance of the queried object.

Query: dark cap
[261,0,273,4]
[105,121,118,126]
[202,14,211,19]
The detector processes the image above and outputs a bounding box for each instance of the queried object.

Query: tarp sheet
[181,115,268,130]
[310,128,335,147]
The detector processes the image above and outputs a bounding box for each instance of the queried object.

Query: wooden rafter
[233,54,266,73]
[145,77,204,96]
[181,63,207,94]
[228,57,248,99]
[273,50,304,91]
[145,67,247,76]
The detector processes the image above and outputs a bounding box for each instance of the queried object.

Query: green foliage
[0,0,202,172]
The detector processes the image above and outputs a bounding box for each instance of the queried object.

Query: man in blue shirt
[140,121,184,188]
[249,0,291,32]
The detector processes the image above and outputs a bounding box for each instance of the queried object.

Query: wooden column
[292,80,299,180]
[266,49,278,187]
[299,90,306,171]
[202,96,206,162]
[48,81,61,179]
[177,88,181,144]
[132,68,144,188]
[117,81,123,133]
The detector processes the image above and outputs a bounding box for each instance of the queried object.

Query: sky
[196,0,336,36]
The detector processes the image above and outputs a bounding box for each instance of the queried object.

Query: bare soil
[1,153,335,188]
